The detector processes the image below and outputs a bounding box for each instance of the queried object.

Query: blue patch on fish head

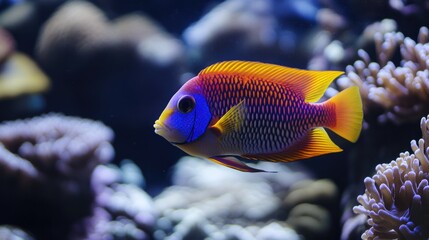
[155,80,211,144]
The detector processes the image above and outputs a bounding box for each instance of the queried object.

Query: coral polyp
[353,115,429,239]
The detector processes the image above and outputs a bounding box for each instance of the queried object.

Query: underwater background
[0,0,429,239]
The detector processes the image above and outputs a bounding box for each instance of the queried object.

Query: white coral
[338,26,429,123]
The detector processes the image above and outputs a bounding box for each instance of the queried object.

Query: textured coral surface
[353,115,429,239]
[338,27,429,124]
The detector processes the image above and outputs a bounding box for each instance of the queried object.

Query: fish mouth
[154,119,186,144]
[153,120,167,135]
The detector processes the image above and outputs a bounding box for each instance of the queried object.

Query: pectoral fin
[209,100,247,137]
[208,156,275,173]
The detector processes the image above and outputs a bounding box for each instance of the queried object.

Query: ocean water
[0,0,428,239]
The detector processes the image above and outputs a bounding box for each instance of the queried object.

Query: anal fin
[243,128,342,163]
[208,156,275,173]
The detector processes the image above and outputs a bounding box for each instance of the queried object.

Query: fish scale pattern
[199,74,333,155]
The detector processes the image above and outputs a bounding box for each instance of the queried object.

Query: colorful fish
[154,61,363,172]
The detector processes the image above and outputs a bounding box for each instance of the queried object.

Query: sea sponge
[353,115,429,239]
[337,26,429,123]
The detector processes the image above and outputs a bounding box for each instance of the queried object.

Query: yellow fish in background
[154,61,363,172]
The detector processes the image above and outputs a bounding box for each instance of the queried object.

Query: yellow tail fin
[326,86,363,142]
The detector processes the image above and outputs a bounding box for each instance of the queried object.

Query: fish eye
[177,95,196,114]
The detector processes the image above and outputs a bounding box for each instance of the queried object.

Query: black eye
[177,95,196,113]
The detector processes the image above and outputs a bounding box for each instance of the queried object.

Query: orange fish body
[154,61,363,172]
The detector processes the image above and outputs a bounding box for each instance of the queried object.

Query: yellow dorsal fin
[242,128,342,162]
[199,61,344,102]
[210,100,247,136]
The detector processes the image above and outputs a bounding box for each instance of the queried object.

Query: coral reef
[35,0,111,78]
[0,225,34,240]
[2,1,429,239]
[35,0,183,126]
[0,114,158,239]
[337,26,429,124]
[153,156,338,240]
[0,114,114,238]
[284,179,338,240]
[35,0,185,81]
[352,115,429,239]
[112,14,185,67]
[183,0,279,66]
[0,1,49,54]
[72,162,157,240]
[0,114,114,176]
[388,0,429,16]
[340,213,368,240]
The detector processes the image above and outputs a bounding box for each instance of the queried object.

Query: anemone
[338,27,429,123]
[353,115,429,239]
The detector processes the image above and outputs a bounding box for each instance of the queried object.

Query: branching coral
[353,115,429,239]
[337,26,429,123]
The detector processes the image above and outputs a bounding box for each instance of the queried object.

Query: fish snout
[153,120,167,136]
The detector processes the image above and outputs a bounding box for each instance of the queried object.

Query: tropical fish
[154,61,363,172]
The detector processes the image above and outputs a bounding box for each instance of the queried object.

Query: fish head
[154,77,211,144]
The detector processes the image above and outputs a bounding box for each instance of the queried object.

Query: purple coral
[0,113,114,179]
[338,26,429,124]
[71,162,157,240]
[0,114,114,239]
[353,115,429,239]
[388,0,429,15]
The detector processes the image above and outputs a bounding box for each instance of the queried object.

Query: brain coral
[353,115,429,239]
